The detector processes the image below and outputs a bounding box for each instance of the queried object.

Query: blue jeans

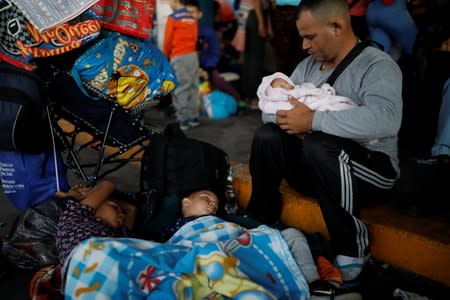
[432,79,450,157]
[366,0,418,55]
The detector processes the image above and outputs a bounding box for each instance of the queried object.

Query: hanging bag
[0,107,69,210]
[0,2,101,71]
[0,62,51,153]
[91,0,156,39]
[0,149,69,211]
[71,32,177,111]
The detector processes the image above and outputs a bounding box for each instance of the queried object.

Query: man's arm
[312,59,403,141]
[286,53,403,141]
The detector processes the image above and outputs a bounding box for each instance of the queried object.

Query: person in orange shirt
[163,0,200,130]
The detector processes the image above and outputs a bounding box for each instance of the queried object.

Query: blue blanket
[63,216,310,299]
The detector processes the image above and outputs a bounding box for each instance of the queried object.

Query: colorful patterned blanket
[10,0,98,32]
[63,216,310,299]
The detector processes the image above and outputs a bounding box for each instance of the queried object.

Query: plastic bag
[202,90,237,119]
[1,197,66,270]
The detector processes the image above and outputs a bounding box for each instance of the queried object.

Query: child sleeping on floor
[158,188,355,298]
[55,180,136,266]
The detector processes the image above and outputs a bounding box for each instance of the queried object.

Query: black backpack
[0,62,51,153]
[140,123,235,213]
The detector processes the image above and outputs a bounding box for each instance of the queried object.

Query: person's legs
[382,0,418,56]
[172,53,199,128]
[247,123,306,224]
[171,55,193,125]
[269,5,306,75]
[432,79,450,158]
[300,132,397,284]
[367,26,392,53]
[382,10,417,55]
[248,127,398,282]
[281,227,319,284]
[210,69,241,101]
[366,0,418,55]
[241,10,266,102]
[185,53,200,123]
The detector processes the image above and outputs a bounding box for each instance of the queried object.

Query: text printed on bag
[0,162,24,194]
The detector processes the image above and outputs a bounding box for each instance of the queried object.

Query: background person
[163,0,200,130]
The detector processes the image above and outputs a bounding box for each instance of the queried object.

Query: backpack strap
[326,40,383,86]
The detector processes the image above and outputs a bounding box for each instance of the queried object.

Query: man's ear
[328,18,344,36]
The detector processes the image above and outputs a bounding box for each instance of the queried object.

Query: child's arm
[55,183,91,201]
[116,200,137,230]
[163,16,175,58]
[80,180,115,210]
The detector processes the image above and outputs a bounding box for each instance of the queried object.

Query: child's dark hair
[182,0,200,8]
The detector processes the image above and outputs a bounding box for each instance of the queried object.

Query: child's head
[181,190,219,218]
[95,199,125,229]
[271,77,295,90]
[185,0,202,21]
[168,0,184,11]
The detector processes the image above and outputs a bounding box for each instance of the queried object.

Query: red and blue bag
[91,0,156,39]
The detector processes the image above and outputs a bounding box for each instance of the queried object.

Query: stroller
[47,70,160,185]
[42,32,178,186]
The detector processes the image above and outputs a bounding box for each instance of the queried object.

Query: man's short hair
[295,0,350,23]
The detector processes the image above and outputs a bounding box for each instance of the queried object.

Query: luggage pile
[0,0,176,274]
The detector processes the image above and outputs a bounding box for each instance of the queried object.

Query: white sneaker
[179,120,190,131]
[334,254,370,286]
[188,118,200,127]
[309,280,362,300]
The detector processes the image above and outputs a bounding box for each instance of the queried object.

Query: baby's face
[271,78,294,90]
[183,190,219,217]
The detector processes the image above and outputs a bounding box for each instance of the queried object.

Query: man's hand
[276,97,314,135]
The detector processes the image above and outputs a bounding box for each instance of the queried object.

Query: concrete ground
[1,108,449,299]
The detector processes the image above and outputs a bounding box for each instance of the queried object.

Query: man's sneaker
[334,254,370,287]
[179,120,190,131]
[187,118,200,127]
[309,280,362,300]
